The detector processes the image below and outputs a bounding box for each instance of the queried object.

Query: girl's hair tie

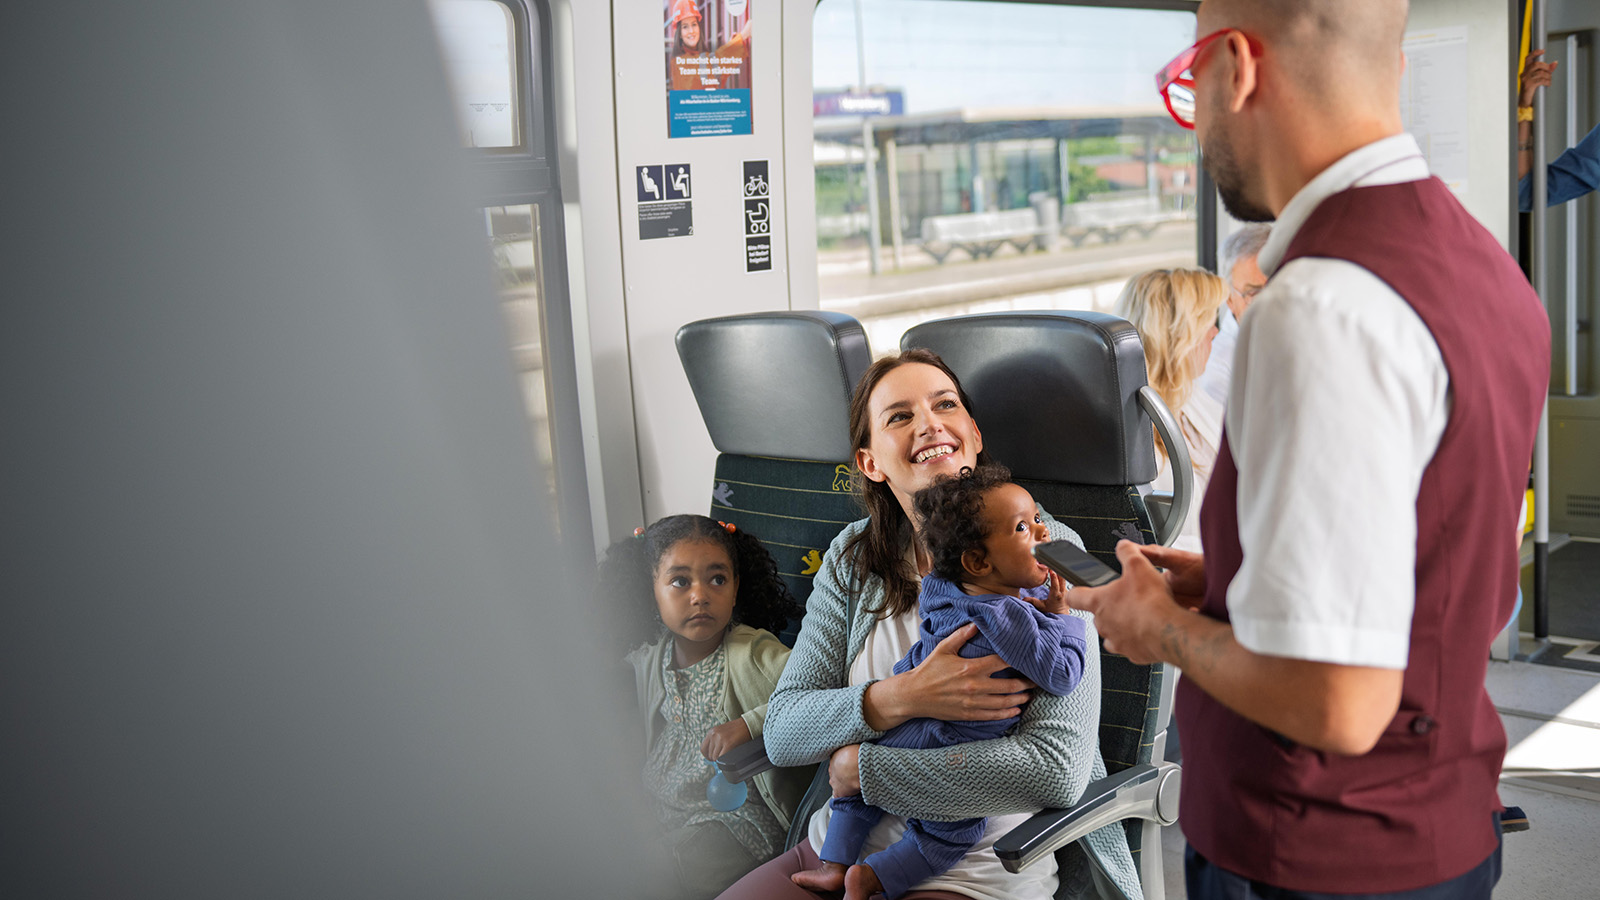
[632,526,646,537]
[718,520,737,533]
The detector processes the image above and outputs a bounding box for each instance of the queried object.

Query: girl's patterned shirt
[642,641,784,861]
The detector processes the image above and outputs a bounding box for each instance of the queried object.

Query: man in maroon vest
[1069,1,1551,897]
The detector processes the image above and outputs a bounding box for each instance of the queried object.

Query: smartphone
[1034,540,1119,588]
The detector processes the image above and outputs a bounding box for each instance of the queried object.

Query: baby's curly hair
[596,515,801,653]
[913,464,1016,585]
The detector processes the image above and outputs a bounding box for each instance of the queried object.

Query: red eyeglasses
[1155,29,1235,130]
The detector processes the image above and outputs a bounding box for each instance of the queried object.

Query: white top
[1152,386,1225,554]
[1224,133,1450,670]
[1195,304,1238,407]
[805,609,1056,900]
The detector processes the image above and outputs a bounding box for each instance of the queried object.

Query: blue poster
[665,0,753,138]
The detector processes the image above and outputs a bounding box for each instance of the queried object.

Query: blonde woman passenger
[1114,268,1227,553]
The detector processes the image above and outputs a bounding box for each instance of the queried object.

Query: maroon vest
[1176,177,1550,892]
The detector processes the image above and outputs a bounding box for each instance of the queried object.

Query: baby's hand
[1022,570,1073,616]
[701,717,753,762]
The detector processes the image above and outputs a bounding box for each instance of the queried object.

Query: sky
[813,0,1198,114]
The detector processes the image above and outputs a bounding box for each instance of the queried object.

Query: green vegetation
[1065,161,1110,203]
[815,166,857,217]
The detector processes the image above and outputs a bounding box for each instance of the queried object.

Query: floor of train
[1158,658,1600,898]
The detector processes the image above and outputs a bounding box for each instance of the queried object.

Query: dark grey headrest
[677,311,872,461]
[902,312,1157,485]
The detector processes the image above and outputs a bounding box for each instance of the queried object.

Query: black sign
[744,199,770,236]
[743,160,769,199]
[663,163,692,200]
[635,165,665,203]
[640,201,693,240]
[745,236,772,272]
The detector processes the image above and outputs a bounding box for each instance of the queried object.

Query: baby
[792,464,1090,900]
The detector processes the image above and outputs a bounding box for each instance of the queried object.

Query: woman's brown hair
[843,348,993,619]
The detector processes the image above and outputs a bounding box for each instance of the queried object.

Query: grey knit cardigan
[764,514,1143,900]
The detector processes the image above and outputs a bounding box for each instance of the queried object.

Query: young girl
[599,514,809,900]
[791,465,1091,900]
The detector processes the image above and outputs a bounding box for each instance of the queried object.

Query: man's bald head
[1199,0,1408,112]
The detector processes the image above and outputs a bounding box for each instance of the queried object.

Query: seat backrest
[901,311,1171,885]
[676,311,872,643]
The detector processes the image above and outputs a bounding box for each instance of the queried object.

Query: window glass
[429,0,521,148]
[814,0,1199,353]
[486,204,559,511]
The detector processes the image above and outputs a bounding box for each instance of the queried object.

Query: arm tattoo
[1159,617,1230,676]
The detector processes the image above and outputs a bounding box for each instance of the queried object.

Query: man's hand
[1066,540,1191,663]
[700,717,752,762]
[1137,543,1207,610]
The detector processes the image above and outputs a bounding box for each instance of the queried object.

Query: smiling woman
[718,349,1141,900]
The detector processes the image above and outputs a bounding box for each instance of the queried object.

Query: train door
[1528,0,1600,651]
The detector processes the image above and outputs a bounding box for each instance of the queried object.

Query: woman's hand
[1020,570,1071,615]
[1520,50,1557,107]
[861,624,1033,731]
[828,744,861,797]
[700,717,752,762]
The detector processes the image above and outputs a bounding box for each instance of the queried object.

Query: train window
[813,0,1201,352]
[429,0,521,149]
[425,0,594,558]
[487,204,558,494]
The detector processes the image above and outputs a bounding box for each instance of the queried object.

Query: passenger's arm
[1545,122,1600,207]
[856,614,1104,820]
[733,628,792,738]
[763,526,889,767]
[1517,50,1555,185]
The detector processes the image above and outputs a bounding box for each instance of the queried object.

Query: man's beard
[1201,126,1275,223]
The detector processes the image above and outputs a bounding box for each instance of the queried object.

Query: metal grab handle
[1137,385,1192,548]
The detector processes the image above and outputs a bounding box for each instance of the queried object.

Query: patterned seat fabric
[677,311,873,644]
[710,455,863,645]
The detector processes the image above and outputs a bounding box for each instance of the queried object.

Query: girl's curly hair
[596,515,801,654]
[912,464,1015,585]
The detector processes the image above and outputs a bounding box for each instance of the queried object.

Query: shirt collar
[1257,134,1429,276]
[1218,303,1239,338]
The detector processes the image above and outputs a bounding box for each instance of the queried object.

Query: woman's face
[856,362,983,515]
[1188,320,1220,379]
[679,18,701,51]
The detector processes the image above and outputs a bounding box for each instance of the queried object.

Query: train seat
[675,309,872,798]
[902,311,1185,900]
[675,310,873,642]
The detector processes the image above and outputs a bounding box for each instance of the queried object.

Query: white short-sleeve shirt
[1223,134,1450,670]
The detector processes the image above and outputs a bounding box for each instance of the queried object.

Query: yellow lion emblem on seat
[801,550,823,575]
[832,464,852,492]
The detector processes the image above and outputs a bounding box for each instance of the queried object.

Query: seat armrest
[1144,491,1174,538]
[993,761,1181,874]
[1136,386,1191,547]
[717,736,776,784]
